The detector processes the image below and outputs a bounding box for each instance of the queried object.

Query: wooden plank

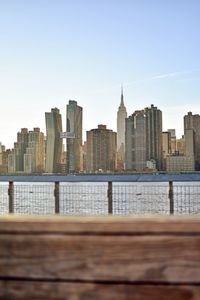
[0,281,200,300]
[1,235,200,283]
[1,215,200,234]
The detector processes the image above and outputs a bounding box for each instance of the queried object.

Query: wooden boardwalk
[1,215,200,299]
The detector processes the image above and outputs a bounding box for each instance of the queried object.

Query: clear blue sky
[0,0,200,148]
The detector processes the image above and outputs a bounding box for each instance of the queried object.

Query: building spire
[120,84,124,106]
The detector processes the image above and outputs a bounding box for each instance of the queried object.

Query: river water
[0,181,200,215]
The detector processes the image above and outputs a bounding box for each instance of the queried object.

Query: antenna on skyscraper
[121,83,124,106]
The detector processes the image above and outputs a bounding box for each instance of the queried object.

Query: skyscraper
[24,128,45,173]
[86,125,117,172]
[12,128,29,172]
[7,128,45,174]
[117,86,127,170]
[45,108,63,173]
[66,100,83,173]
[167,129,176,154]
[125,105,162,171]
[166,129,195,172]
[125,110,146,171]
[145,104,163,170]
[184,112,200,170]
[162,131,171,170]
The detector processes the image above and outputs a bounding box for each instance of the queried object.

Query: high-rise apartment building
[166,128,195,172]
[162,131,171,170]
[117,86,127,170]
[0,145,11,174]
[184,112,200,170]
[167,129,176,154]
[45,108,63,173]
[8,128,45,174]
[9,128,29,172]
[125,105,162,171]
[125,110,146,171]
[0,143,6,169]
[0,143,5,154]
[24,128,45,173]
[8,149,16,173]
[66,100,83,173]
[86,125,117,172]
[145,104,162,170]
[185,128,195,158]
[176,135,185,155]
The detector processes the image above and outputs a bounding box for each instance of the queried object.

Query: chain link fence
[113,183,169,215]
[60,183,108,215]
[1,181,200,215]
[0,183,8,215]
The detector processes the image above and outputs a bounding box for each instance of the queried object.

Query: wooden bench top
[1,215,200,299]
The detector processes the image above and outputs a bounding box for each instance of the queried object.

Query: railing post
[108,181,113,214]
[54,181,60,214]
[169,181,174,215]
[8,181,14,213]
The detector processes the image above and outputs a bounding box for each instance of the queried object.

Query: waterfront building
[82,141,87,171]
[117,86,127,170]
[166,129,195,172]
[16,128,29,171]
[0,143,6,168]
[185,128,195,158]
[125,105,162,172]
[8,149,16,173]
[168,129,176,154]
[8,128,29,172]
[162,131,171,170]
[166,155,195,172]
[45,108,63,173]
[86,125,117,172]
[176,135,185,155]
[66,100,83,173]
[145,104,163,170]
[125,110,146,171]
[146,159,157,170]
[184,112,200,170]
[0,143,5,154]
[24,128,45,173]
[0,149,11,174]
[7,127,45,174]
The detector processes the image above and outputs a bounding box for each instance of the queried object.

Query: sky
[0,0,200,148]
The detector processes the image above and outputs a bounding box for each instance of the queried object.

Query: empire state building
[117,86,127,169]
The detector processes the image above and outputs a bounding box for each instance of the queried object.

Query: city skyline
[0,104,199,174]
[1,1,200,148]
[1,95,200,149]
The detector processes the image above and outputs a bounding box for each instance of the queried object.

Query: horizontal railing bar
[0,173,200,182]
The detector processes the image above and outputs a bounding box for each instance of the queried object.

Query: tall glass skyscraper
[45,108,63,173]
[66,100,83,173]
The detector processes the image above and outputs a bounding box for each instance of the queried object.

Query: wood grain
[1,215,200,234]
[0,281,200,300]
[1,234,200,282]
[1,216,200,299]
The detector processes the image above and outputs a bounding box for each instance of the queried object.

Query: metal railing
[1,177,200,215]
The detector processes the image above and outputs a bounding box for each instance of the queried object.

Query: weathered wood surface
[1,282,200,300]
[1,215,200,233]
[1,216,200,299]
[1,234,200,282]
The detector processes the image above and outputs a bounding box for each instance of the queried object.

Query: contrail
[124,69,200,86]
